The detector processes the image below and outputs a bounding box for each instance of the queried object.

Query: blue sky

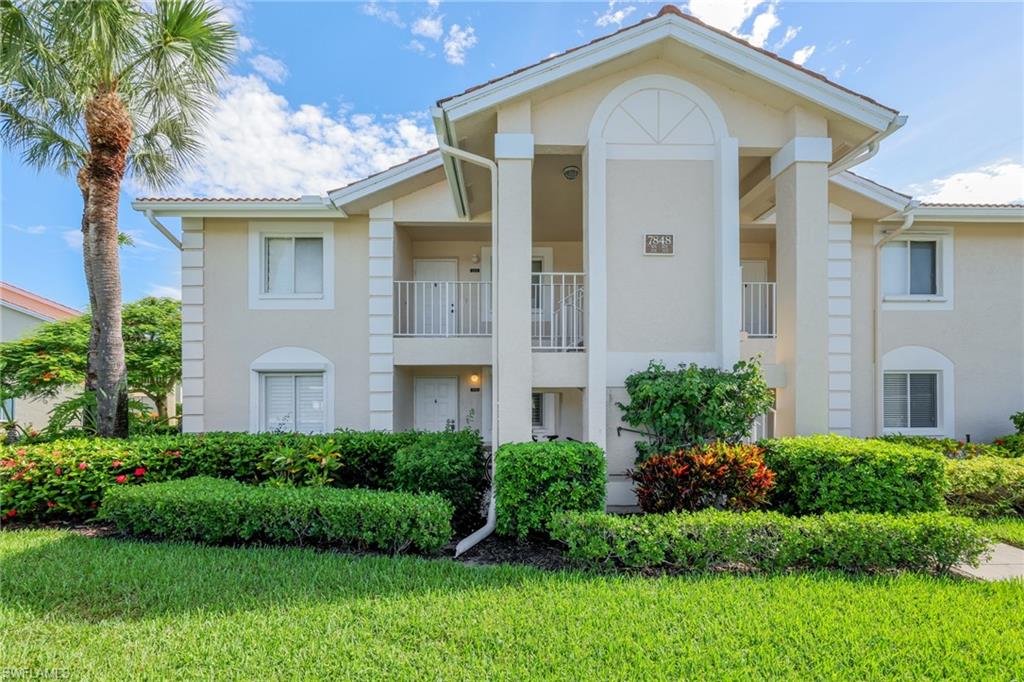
[2,0,1022,310]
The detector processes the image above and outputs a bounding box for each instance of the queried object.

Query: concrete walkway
[955,543,1024,581]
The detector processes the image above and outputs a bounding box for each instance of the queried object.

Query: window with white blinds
[531,393,545,428]
[264,236,324,295]
[261,373,326,433]
[883,371,938,429]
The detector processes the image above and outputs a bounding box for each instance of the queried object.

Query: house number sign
[644,233,674,255]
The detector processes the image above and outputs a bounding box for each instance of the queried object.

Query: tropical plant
[0,0,235,436]
[0,297,182,431]
[617,360,775,460]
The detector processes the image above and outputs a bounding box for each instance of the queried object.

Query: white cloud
[248,55,288,83]
[405,39,427,53]
[412,15,444,41]
[362,1,405,28]
[912,161,1024,205]
[746,1,779,48]
[62,230,82,251]
[686,0,765,34]
[8,224,47,235]
[791,45,815,66]
[443,23,477,65]
[172,75,435,198]
[148,284,182,300]
[236,35,253,53]
[595,1,636,28]
[774,25,799,50]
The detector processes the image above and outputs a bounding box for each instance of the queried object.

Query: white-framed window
[881,346,954,437]
[883,371,938,429]
[260,372,326,433]
[249,346,335,433]
[248,222,334,309]
[531,392,558,436]
[879,230,954,310]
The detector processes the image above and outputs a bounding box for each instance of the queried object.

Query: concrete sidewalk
[955,543,1024,581]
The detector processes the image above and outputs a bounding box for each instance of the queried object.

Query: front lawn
[2,531,1023,679]
[978,517,1024,548]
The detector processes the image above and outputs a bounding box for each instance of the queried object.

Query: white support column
[583,142,607,450]
[180,218,205,433]
[368,202,395,431]
[494,101,534,445]
[772,109,832,436]
[826,205,853,435]
[716,136,741,368]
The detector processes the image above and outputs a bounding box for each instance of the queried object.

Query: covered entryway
[414,376,458,431]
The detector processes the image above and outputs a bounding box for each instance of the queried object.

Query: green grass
[2,531,1023,680]
[977,517,1024,548]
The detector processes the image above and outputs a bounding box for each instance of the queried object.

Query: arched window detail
[249,347,335,433]
[881,345,954,437]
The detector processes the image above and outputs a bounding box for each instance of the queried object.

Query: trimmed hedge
[945,457,1024,518]
[99,477,453,554]
[875,435,1012,459]
[391,430,488,525]
[762,435,946,515]
[495,441,606,540]
[993,434,1024,457]
[550,510,987,574]
[0,430,480,521]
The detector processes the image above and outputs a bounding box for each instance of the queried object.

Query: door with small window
[261,373,326,433]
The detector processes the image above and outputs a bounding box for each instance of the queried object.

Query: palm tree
[1,0,234,436]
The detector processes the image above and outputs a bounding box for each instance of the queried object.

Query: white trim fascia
[132,197,345,219]
[770,137,832,178]
[440,14,896,132]
[831,172,908,211]
[249,347,336,433]
[882,206,1024,223]
[327,150,444,212]
[880,345,954,438]
[248,221,336,310]
[0,301,59,322]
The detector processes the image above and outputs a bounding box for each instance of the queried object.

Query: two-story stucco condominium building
[135,7,1023,505]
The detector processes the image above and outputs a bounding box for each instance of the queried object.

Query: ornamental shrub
[549,510,987,574]
[0,430,460,521]
[761,435,946,515]
[99,477,453,554]
[617,360,774,461]
[992,435,1024,458]
[391,430,488,526]
[495,441,605,540]
[945,457,1024,518]
[875,435,1011,459]
[629,442,774,513]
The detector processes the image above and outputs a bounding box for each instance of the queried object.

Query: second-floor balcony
[742,281,776,338]
[394,273,586,351]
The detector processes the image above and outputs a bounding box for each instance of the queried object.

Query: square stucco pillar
[772,110,831,435]
[368,202,394,430]
[494,103,534,445]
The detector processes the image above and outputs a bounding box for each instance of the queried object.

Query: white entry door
[414,377,458,432]
[414,259,458,335]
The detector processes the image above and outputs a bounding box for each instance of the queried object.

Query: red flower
[16,449,26,456]
[115,475,128,484]
[1,459,15,468]
[165,450,182,458]
[46,501,56,508]
[134,467,146,477]
[112,460,123,468]
[5,509,15,518]
[78,462,88,470]
[89,502,97,509]
[55,467,62,476]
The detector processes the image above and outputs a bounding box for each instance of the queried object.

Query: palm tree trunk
[77,166,99,434]
[84,90,131,438]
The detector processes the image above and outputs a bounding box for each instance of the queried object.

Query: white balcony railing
[394,281,492,337]
[745,407,776,443]
[742,281,776,338]
[532,273,585,351]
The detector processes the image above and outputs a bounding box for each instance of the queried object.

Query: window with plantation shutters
[261,373,325,433]
[532,393,545,428]
[883,371,938,429]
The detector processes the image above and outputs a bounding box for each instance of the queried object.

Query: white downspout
[144,209,183,250]
[436,142,500,557]
[873,200,918,434]
[829,115,907,176]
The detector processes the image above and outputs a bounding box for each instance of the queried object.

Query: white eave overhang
[327,150,444,214]
[436,12,899,133]
[882,205,1024,223]
[131,195,345,219]
[831,171,909,212]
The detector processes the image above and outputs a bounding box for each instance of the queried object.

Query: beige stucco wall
[850,221,1024,441]
[202,217,370,431]
[606,159,715,353]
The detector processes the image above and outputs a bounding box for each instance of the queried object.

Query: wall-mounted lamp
[471,253,480,265]
[562,165,581,181]
[469,373,480,386]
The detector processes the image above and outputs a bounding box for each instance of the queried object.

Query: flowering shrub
[993,435,1024,457]
[629,442,774,513]
[100,477,453,554]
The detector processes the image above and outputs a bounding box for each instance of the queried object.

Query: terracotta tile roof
[844,171,912,199]
[328,147,440,194]
[134,196,304,203]
[0,281,80,321]
[437,5,898,115]
[918,201,1024,209]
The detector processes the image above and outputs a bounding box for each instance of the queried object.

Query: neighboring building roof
[134,196,304,203]
[327,148,440,195]
[918,201,1024,209]
[0,282,80,321]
